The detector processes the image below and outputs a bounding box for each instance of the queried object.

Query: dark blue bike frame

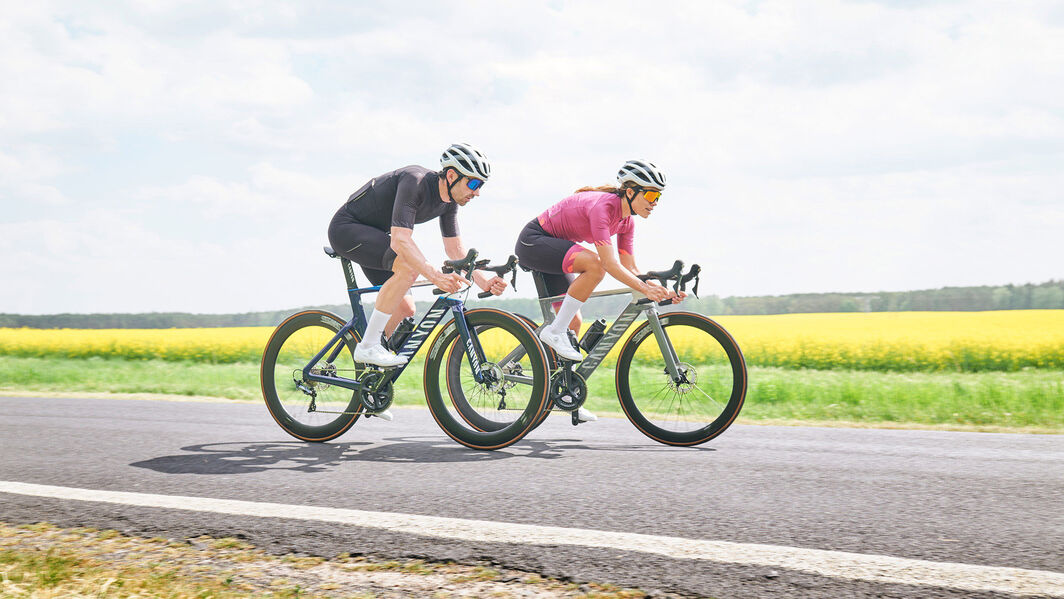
[300,256,488,392]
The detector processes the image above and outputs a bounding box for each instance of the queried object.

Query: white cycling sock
[362,309,391,348]
[548,294,584,335]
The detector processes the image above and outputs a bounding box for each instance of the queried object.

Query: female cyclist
[515,159,682,371]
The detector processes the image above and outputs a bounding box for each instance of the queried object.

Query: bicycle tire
[513,314,558,428]
[261,310,363,442]
[615,311,746,446]
[424,308,550,449]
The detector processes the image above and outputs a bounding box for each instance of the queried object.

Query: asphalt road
[1,396,1062,598]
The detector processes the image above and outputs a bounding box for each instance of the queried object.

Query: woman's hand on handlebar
[478,275,508,296]
[641,280,671,302]
[431,270,466,294]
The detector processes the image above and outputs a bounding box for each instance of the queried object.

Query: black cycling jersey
[328,165,460,285]
[340,165,459,237]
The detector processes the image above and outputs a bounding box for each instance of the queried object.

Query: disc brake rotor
[668,362,697,393]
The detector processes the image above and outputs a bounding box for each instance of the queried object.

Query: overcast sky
[2,1,1062,315]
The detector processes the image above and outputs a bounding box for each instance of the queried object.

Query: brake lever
[679,264,701,298]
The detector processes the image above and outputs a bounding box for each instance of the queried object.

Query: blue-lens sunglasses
[466,177,484,191]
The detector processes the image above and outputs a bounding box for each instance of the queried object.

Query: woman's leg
[514,219,586,360]
[545,248,604,336]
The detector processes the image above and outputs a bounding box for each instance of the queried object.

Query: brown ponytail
[574,182,640,196]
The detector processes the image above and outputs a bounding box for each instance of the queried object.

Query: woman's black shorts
[514,218,581,302]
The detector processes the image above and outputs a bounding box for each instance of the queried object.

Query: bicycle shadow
[128,436,577,475]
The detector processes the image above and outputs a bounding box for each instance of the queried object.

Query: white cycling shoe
[539,327,582,361]
[352,343,408,368]
[574,406,597,422]
[369,408,394,422]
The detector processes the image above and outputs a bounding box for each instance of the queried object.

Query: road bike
[260,248,551,450]
[445,260,747,446]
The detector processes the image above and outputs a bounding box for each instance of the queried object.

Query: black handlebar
[635,259,702,306]
[432,249,520,297]
[638,260,684,285]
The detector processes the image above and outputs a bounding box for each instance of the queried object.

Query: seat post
[340,256,359,289]
[530,271,550,299]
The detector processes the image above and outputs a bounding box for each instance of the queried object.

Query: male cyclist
[328,143,508,370]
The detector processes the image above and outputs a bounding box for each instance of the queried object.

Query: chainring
[549,370,587,411]
[358,371,394,412]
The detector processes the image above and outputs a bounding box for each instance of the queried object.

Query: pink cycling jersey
[537,191,634,255]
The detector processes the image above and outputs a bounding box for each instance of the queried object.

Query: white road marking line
[2,481,1061,597]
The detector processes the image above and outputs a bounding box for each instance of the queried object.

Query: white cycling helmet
[617,159,666,190]
[440,143,491,180]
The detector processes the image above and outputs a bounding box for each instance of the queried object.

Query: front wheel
[616,311,747,446]
[424,308,550,450]
[261,310,363,442]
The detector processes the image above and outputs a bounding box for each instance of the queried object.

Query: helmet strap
[445,168,461,202]
[624,187,637,214]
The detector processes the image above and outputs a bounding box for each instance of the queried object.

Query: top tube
[349,279,438,295]
[536,286,641,303]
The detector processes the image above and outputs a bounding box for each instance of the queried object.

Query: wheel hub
[668,362,697,393]
[476,362,505,392]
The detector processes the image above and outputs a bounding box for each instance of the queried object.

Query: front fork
[644,308,684,383]
[451,304,489,384]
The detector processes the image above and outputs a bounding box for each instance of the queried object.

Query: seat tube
[340,257,369,337]
[645,308,682,380]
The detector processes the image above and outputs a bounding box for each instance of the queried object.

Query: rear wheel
[425,309,550,449]
[261,310,363,442]
[615,311,746,446]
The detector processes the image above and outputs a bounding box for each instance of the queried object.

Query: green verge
[2,356,1061,432]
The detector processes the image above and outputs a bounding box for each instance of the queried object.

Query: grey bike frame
[504,287,684,383]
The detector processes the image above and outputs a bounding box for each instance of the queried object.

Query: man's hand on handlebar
[478,275,508,296]
[430,270,467,294]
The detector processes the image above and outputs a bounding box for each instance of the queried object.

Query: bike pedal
[571,411,580,426]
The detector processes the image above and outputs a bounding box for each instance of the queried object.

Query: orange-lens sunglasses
[644,190,662,204]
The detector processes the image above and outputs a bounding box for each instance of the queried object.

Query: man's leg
[386,295,416,337]
[360,255,418,352]
[359,265,416,338]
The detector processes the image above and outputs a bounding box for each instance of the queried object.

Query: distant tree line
[686,279,1064,316]
[2,280,1061,329]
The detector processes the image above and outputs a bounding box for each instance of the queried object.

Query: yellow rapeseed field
[1,310,1062,372]
[714,309,1064,371]
[0,327,270,363]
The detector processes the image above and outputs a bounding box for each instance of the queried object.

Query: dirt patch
[1,522,669,598]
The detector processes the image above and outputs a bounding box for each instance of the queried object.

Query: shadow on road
[129,436,601,474]
[130,432,715,475]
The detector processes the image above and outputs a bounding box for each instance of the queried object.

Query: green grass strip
[3,356,1061,432]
